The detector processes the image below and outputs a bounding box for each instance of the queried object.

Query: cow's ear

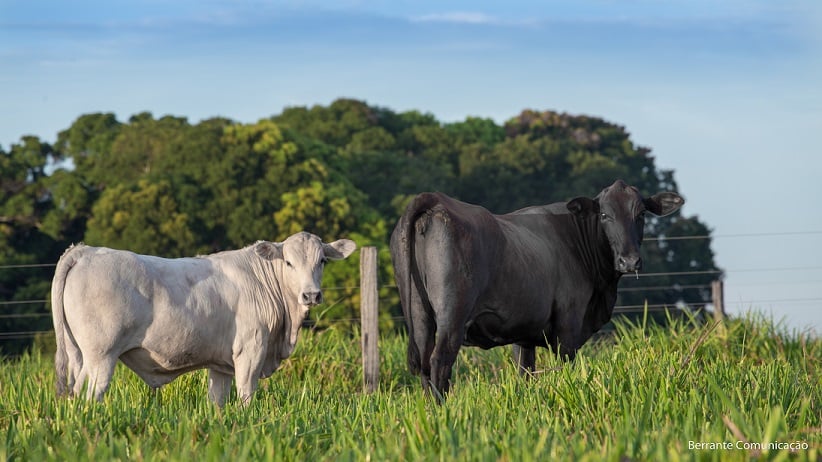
[567,197,599,217]
[323,239,357,260]
[644,192,684,216]
[255,241,284,260]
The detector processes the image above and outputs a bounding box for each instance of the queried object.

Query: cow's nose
[300,291,322,306]
[617,255,642,273]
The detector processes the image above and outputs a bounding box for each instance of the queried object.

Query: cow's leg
[65,344,83,398]
[512,344,536,375]
[427,281,467,397]
[407,283,436,393]
[81,354,117,401]
[552,334,580,362]
[208,369,233,407]
[429,327,464,398]
[72,366,88,398]
[558,347,578,362]
[414,327,435,394]
[233,337,266,406]
[146,386,161,405]
[416,212,473,399]
[234,363,263,406]
[55,333,83,398]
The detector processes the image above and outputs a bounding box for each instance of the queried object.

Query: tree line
[0,98,720,355]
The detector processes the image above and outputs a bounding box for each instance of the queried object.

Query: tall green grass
[1,314,819,461]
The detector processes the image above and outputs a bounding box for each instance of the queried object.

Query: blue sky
[2,0,821,333]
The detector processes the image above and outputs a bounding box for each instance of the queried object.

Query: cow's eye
[600,212,609,221]
[285,261,293,268]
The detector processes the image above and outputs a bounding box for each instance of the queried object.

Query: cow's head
[255,231,357,307]
[254,232,356,353]
[567,179,684,274]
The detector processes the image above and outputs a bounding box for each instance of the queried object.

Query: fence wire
[3,229,822,343]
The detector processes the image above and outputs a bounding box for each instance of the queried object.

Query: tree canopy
[0,98,720,355]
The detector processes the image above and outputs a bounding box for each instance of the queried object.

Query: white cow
[51,232,356,405]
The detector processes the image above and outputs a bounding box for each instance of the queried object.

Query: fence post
[711,279,725,321]
[360,246,379,393]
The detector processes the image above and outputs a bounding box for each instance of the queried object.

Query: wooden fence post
[360,246,379,393]
[711,279,725,321]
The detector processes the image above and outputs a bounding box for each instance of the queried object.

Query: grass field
[1,313,819,461]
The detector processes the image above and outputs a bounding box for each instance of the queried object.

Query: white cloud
[411,11,500,25]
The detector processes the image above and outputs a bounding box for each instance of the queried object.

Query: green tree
[84,179,196,256]
[0,137,64,356]
[1,136,53,227]
[40,169,92,241]
[99,113,192,186]
[214,119,300,246]
[274,99,454,218]
[55,113,122,188]
[0,99,723,354]
[274,98,380,148]
[445,116,506,147]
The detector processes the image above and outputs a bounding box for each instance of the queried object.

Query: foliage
[0,98,719,354]
[0,137,69,356]
[1,316,819,460]
[84,179,197,257]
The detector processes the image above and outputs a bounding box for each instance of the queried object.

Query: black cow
[390,179,684,396]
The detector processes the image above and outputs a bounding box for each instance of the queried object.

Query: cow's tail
[51,243,84,397]
[393,193,442,376]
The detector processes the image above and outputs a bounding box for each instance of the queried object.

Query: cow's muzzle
[300,291,323,306]
[616,255,642,273]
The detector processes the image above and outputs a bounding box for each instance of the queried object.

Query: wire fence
[2,230,821,344]
[0,269,811,341]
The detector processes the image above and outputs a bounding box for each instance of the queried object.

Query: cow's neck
[245,256,289,331]
[572,215,621,289]
[249,257,306,361]
[270,260,308,357]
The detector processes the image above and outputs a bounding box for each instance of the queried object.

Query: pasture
[1,314,819,461]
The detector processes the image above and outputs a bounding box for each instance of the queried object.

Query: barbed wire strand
[2,229,822,271]
[645,230,822,241]
[0,300,48,306]
[2,231,821,342]
[5,295,821,339]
